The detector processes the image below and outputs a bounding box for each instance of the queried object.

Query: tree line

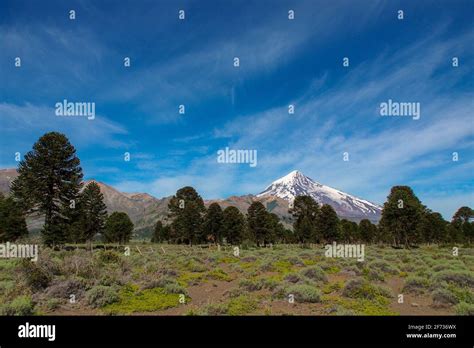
[1,132,472,248]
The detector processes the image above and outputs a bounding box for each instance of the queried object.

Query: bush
[45,278,86,299]
[284,273,303,284]
[454,302,474,315]
[45,298,61,311]
[0,296,34,315]
[86,286,119,308]
[431,289,459,307]
[402,276,431,294]
[19,260,51,290]
[163,283,188,295]
[342,278,393,300]
[203,303,228,315]
[286,284,321,303]
[300,266,328,283]
[366,269,385,281]
[434,271,474,287]
[96,250,122,264]
[367,260,398,275]
[239,279,263,292]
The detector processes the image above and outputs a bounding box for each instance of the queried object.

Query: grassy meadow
[0,242,473,316]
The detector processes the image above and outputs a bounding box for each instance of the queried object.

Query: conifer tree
[75,182,107,243]
[316,204,339,243]
[203,203,224,244]
[221,206,246,245]
[0,193,28,242]
[379,186,424,247]
[290,195,319,243]
[168,186,205,244]
[247,201,272,246]
[104,212,134,244]
[11,132,83,246]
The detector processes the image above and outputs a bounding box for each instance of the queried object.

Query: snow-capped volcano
[257,170,382,221]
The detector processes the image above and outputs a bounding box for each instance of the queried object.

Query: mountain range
[0,168,382,237]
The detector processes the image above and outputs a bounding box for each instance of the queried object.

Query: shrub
[300,266,328,283]
[286,256,305,266]
[0,296,34,315]
[45,298,61,311]
[454,302,474,315]
[207,268,232,281]
[342,278,393,300]
[86,286,119,308]
[284,273,303,284]
[45,278,86,299]
[366,269,385,281]
[226,295,258,315]
[286,284,321,303]
[19,260,51,290]
[185,260,207,272]
[402,276,431,294]
[142,276,176,290]
[163,283,188,295]
[367,260,398,275]
[203,303,228,315]
[431,289,458,307]
[96,250,122,264]
[62,252,97,279]
[239,279,263,292]
[434,271,474,287]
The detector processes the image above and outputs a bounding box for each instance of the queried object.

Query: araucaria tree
[74,182,107,243]
[247,201,273,246]
[358,219,377,243]
[0,193,28,242]
[168,186,205,244]
[11,132,83,246]
[221,206,246,245]
[104,212,134,244]
[290,195,319,243]
[203,202,224,243]
[316,204,339,243]
[451,206,474,244]
[151,220,170,243]
[379,186,424,247]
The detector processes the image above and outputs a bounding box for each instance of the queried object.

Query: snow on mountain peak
[257,171,382,221]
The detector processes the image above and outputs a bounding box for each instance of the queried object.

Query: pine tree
[104,212,134,244]
[316,204,339,243]
[247,201,272,246]
[0,193,28,242]
[11,132,83,246]
[221,206,246,245]
[379,186,424,247]
[358,219,377,243]
[75,182,107,243]
[167,186,205,244]
[290,195,319,243]
[203,203,224,244]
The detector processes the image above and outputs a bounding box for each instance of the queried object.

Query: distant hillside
[0,168,381,238]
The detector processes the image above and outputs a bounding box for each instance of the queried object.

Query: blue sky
[0,0,473,219]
